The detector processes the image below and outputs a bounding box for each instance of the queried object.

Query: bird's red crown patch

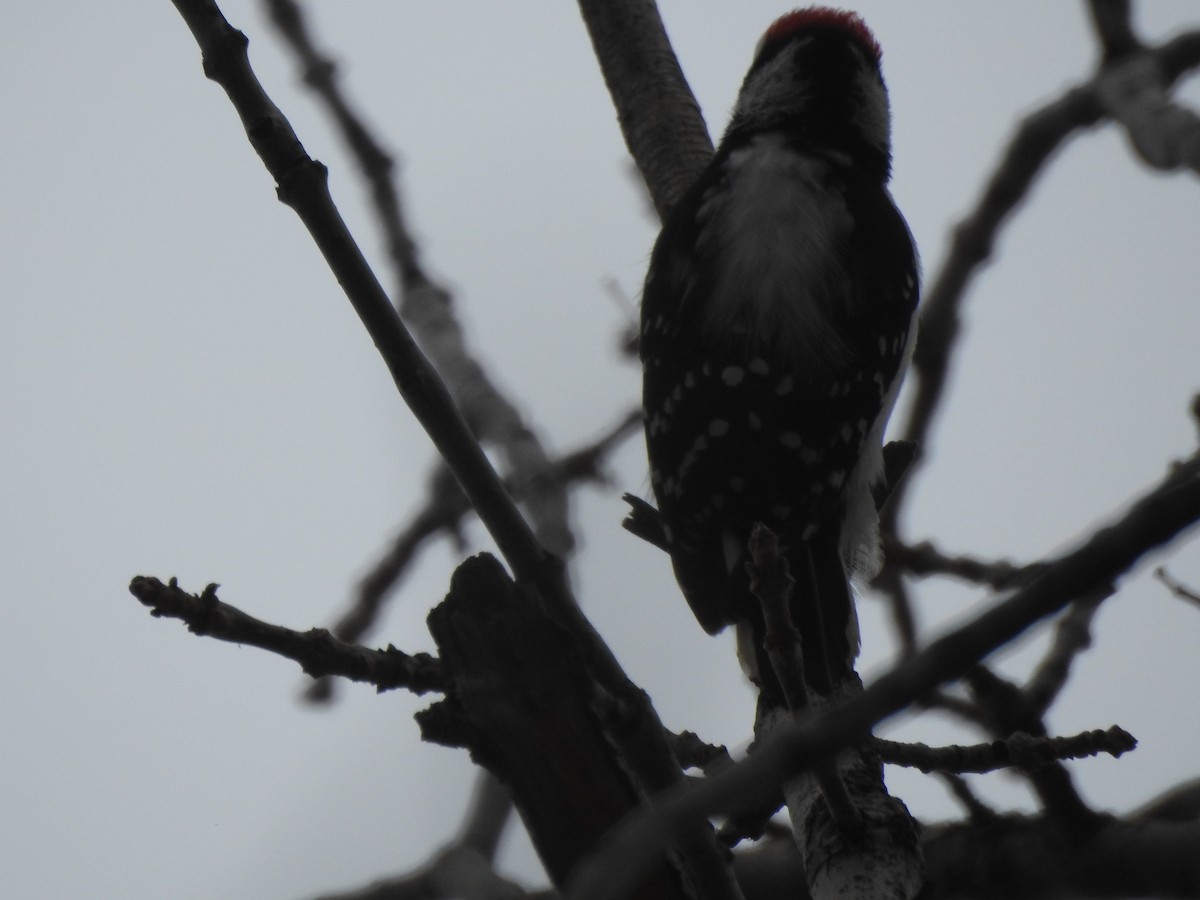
[760,7,882,65]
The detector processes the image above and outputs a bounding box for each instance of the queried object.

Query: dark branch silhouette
[127,576,444,694]
[125,2,1200,898]
[565,450,1200,899]
[873,726,1136,776]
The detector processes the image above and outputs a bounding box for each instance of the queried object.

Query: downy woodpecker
[640,7,918,695]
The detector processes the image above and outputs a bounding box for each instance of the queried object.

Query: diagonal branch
[1024,587,1109,715]
[325,411,642,654]
[167,0,556,591]
[566,452,1200,900]
[127,576,444,694]
[886,29,1200,527]
[265,0,575,560]
[1155,565,1200,609]
[576,0,714,219]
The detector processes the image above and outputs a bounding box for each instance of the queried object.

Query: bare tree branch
[873,725,1136,775]
[576,0,713,219]
[1155,565,1200,608]
[921,815,1200,900]
[965,665,1098,831]
[127,576,443,694]
[265,0,576,561]
[151,6,1200,898]
[936,773,998,822]
[733,809,1200,900]
[565,451,1200,900]
[167,0,555,590]
[918,691,992,730]
[883,539,1034,589]
[421,555,742,900]
[887,28,1200,526]
[307,411,641,699]
[1087,0,1137,62]
[1025,587,1109,715]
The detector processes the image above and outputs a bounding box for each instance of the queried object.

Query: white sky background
[3,2,1200,897]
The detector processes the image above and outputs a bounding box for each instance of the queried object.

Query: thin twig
[127,576,444,694]
[884,539,1033,589]
[873,726,1136,775]
[1155,565,1200,608]
[265,0,576,560]
[327,411,642,651]
[565,452,1200,900]
[1025,587,1110,715]
[167,0,556,592]
[918,691,992,729]
[886,29,1200,528]
[965,666,1098,831]
[305,411,641,703]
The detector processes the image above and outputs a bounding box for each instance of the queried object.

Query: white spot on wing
[721,366,745,386]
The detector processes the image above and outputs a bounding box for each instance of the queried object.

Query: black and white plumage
[640,8,918,695]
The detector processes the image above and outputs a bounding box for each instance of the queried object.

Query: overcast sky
[4,2,1200,898]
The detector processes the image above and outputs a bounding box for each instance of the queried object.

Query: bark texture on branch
[419,554,741,900]
[576,0,713,218]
